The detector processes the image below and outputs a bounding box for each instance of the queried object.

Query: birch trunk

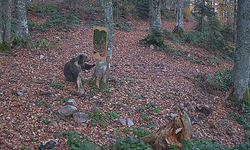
[173,0,184,35]
[91,0,113,88]
[5,0,12,45]
[231,0,250,102]
[0,1,3,44]
[15,0,28,38]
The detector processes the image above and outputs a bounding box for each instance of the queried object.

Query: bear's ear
[69,58,76,64]
[77,54,84,66]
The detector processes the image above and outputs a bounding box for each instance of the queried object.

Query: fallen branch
[223,84,234,101]
[183,75,209,102]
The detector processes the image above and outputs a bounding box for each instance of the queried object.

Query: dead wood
[142,111,192,150]
[183,75,209,102]
[224,84,234,101]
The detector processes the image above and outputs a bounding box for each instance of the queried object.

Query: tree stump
[142,111,192,150]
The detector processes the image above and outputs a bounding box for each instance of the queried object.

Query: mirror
[92,26,108,61]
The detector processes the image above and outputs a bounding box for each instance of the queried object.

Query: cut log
[142,111,192,150]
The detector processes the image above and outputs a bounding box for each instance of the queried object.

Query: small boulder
[119,118,126,126]
[73,112,88,123]
[127,118,134,126]
[170,113,178,118]
[58,105,77,116]
[66,99,77,107]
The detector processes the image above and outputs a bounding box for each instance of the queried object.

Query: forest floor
[0,4,247,149]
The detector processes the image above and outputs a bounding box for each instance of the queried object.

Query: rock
[40,55,45,59]
[204,105,210,108]
[11,119,17,124]
[16,92,23,96]
[126,21,132,26]
[170,113,178,118]
[162,68,168,72]
[79,88,85,95]
[150,45,154,51]
[6,144,13,149]
[119,118,126,126]
[180,103,185,110]
[184,107,188,112]
[66,99,77,107]
[73,112,87,123]
[127,118,134,126]
[189,104,195,112]
[58,105,77,117]
[39,139,57,150]
[109,138,116,145]
[13,62,20,67]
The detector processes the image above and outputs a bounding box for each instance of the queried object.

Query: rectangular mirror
[92,26,108,61]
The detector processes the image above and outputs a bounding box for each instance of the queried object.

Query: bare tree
[231,0,250,104]
[91,0,113,88]
[15,0,28,39]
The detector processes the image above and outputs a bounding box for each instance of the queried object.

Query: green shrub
[215,69,232,91]
[55,131,99,150]
[183,31,203,44]
[134,0,149,19]
[49,83,64,90]
[163,29,175,41]
[114,136,153,150]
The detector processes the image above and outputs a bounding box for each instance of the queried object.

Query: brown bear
[63,53,95,92]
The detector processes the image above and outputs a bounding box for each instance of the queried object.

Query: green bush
[183,31,203,44]
[114,136,153,150]
[163,29,175,41]
[215,69,232,91]
[133,0,149,19]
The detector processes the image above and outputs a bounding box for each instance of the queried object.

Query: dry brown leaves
[0,18,245,149]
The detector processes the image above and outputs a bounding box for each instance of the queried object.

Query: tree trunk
[231,0,250,103]
[91,0,113,89]
[173,0,184,35]
[141,0,164,47]
[149,0,162,35]
[166,0,171,11]
[142,111,192,150]
[0,1,3,44]
[5,0,12,45]
[15,0,28,38]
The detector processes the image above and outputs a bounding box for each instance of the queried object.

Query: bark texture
[149,0,162,35]
[91,0,113,88]
[231,0,250,101]
[15,0,28,38]
[173,0,184,35]
[142,111,192,150]
[0,1,3,44]
[5,0,12,45]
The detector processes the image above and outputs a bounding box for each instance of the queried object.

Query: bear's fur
[63,54,95,90]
